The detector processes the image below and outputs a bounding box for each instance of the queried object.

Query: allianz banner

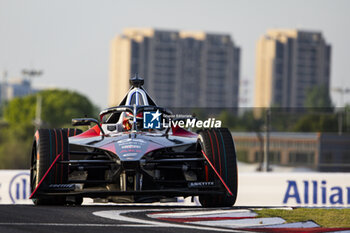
[0,170,350,206]
[0,170,31,204]
[236,173,350,207]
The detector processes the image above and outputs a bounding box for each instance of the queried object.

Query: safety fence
[1,170,349,207]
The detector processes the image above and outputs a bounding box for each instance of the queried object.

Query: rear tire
[198,128,238,207]
[61,128,83,137]
[30,129,69,205]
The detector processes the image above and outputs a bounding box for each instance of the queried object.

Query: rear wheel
[30,129,69,205]
[61,128,83,138]
[198,128,238,207]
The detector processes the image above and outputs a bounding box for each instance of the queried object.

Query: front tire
[30,129,69,205]
[198,128,238,207]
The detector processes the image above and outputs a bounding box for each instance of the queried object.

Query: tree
[0,89,98,169]
[292,113,338,132]
[4,89,98,129]
[304,85,333,109]
[291,85,337,132]
[217,110,237,129]
[0,102,3,118]
[345,104,350,133]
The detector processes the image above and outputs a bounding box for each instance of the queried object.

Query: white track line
[252,207,293,211]
[328,231,350,233]
[188,217,286,228]
[0,223,151,227]
[83,198,198,206]
[148,211,257,219]
[93,209,250,232]
[251,221,319,228]
[148,209,252,217]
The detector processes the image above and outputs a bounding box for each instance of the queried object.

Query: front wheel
[30,129,69,205]
[198,128,238,207]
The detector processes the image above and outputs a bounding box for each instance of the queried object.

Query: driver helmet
[122,112,143,131]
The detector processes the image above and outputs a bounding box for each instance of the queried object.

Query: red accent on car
[125,112,143,118]
[34,131,39,160]
[34,131,39,141]
[30,152,63,199]
[100,143,117,154]
[74,125,101,138]
[202,150,233,196]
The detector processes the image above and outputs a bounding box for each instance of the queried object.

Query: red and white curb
[146,209,350,232]
[93,208,350,232]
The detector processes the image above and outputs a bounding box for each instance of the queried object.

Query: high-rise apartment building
[109,28,240,108]
[254,29,331,108]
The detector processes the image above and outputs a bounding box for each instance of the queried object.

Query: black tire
[64,128,83,206]
[30,129,69,205]
[198,128,238,207]
[65,196,84,206]
[74,196,83,206]
[61,128,83,137]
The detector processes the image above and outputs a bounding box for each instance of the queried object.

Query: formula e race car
[30,75,238,207]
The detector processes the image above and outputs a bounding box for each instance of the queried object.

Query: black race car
[30,75,238,207]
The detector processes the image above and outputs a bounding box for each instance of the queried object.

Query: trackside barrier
[235,173,350,207]
[1,170,350,206]
[0,170,31,204]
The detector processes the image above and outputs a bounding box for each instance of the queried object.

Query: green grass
[254,208,350,228]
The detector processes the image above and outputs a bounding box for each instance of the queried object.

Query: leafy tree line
[211,85,347,133]
[0,89,99,169]
[216,108,347,133]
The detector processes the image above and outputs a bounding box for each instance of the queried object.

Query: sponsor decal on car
[117,138,146,145]
[122,153,138,157]
[188,181,215,188]
[121,145,142,149]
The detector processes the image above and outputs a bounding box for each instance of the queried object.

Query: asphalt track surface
[0,205,251,233]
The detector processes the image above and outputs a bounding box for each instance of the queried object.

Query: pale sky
[0,0,349,108]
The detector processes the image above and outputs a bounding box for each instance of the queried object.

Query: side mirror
[72,118,99,126]
[72,118,105,136]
